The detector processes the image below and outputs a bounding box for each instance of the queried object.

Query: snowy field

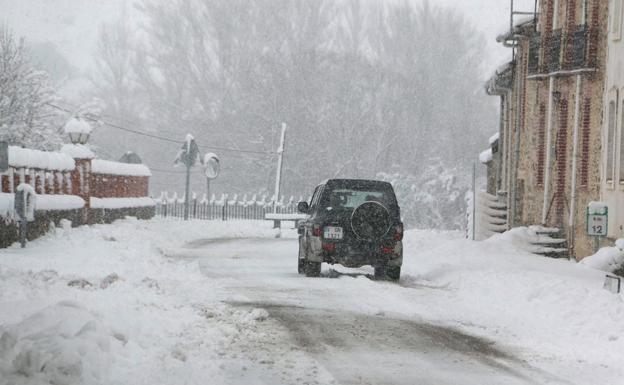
[0,218,622,385]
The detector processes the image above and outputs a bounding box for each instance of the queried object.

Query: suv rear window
[319,180,398,210]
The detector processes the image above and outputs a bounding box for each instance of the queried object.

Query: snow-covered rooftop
[8,146,75,172]
[488,132,500,145]
[91,159,151,177]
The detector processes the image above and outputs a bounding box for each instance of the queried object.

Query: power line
[47,102,277,156]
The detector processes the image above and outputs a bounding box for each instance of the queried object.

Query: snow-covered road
[1,219,622,385]
[185,237,566,385]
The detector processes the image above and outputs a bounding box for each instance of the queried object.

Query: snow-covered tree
[0,26,63,150]
[378,159,471,230]
[91,0,496,201]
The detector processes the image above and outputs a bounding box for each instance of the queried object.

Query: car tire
[374,265,387,280]
[387,266,401,281]
[305,261,321,277]
[298,242,306,274]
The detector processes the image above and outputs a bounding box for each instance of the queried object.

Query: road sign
[203,153,220,179]
[587,202,608,237]
[0,141,8,172]
[176,135,199,168]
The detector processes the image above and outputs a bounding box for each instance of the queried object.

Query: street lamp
[64,117,92,145]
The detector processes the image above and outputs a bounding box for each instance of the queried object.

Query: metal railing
[155,192,307,220]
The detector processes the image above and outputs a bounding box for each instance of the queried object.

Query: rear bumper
[308,237,402,267]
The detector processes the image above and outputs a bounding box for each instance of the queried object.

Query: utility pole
[273,123,287,214]
[175,134,199,221]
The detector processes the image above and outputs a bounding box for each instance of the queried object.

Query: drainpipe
[541,0,560,225]
[510,60,524,227]
[568,1,588,249]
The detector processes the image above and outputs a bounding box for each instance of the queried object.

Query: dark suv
[297,179,403,281]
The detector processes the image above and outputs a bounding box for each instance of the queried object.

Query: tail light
[322,242,335,252]
[381,245,394,254]
[312,224,322,237]
[393,223,404,241]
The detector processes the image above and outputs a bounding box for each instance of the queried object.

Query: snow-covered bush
[0,26,64,150]
[378,161,471,230]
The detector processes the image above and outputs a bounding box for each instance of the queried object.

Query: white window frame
[606,88,619,187]
[620,87,624,186]
[612,0,623,41]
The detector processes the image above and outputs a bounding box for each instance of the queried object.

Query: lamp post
[64,117,92,145]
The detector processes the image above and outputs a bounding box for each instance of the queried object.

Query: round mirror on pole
[203,153,220,180]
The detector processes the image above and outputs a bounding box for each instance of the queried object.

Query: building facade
[600,0,624,240]
[486,0,609,259]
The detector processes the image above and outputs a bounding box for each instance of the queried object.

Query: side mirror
[297,201,309,213]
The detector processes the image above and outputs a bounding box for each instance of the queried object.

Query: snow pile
[63,117,92,135]
[478,148,492,164]
[0,301,117,385]
[587,201,608,214]
[8,146,75,171]
[0,219,283,385]
[0,193,13,217]
[91,159,151,177]
[61,144,95,159]
[400,229,624,383]
[90,197,155,209]
[579,239,624,273]
[488,132,499,145]
[486,226,564,254]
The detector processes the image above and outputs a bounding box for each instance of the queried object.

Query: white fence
[155,192,307,220]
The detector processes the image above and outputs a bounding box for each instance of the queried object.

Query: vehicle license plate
[324,226,343,239]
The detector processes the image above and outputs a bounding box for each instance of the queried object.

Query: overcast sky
[0,0,536,77]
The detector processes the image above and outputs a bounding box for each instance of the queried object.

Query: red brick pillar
[70,158,92,224]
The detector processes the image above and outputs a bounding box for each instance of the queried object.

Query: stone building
[485,0,609,259]
[600,0,624,240]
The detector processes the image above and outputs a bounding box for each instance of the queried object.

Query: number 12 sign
[587,203,608,237]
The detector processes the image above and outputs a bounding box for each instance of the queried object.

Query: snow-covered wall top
[90,197,155,209]
[61,144,95,159]
[8,146,75,172]
[0,193,84,218]
[91,159,151,177]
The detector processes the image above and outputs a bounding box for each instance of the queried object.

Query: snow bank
[90,197,155,209]
[0,301,117,385]
[400,229,624,383]
[488,132,499,145]
[8,146,75,171]
[579,240,624,273]
[61,144,95,159]
[0,219,283,384]
[91,159,151,177]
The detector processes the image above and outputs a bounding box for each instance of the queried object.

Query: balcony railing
[546,29,562,73]
[570,26,588,69]
[528,34,540,75]
[526,25,595,79]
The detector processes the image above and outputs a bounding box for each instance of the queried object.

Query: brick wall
[1,147,155,248]
[91,174,149,198]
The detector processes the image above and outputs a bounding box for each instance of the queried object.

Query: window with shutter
[607,99,617,183]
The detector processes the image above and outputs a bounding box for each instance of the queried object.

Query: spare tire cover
[351,201,391,240]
